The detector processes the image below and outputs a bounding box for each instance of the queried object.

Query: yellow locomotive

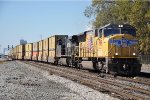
[76,23,141,75]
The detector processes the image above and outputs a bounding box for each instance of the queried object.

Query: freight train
[10,23,142,76]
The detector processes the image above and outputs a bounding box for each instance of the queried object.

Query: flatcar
[10,23,142,76]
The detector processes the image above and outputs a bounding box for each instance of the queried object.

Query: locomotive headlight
[118,25,123,27]
[115,53,118,55]
[133,53,136,55]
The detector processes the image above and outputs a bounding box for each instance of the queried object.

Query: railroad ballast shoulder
[10,23,142,76]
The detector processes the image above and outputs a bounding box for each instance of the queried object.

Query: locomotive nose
[108,34,138,57]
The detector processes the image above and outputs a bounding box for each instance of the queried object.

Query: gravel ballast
[0,60,118,100]
[141,64,150,73]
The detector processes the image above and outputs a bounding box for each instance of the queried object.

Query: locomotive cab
[96,24,141,75]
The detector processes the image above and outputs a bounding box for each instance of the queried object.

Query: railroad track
[137,72,150,82]
[22,61,150,100]
[97,73,150,86]
[43,62,150,86]
[69,67,150,86]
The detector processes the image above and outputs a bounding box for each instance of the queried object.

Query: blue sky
[0,0,92,53]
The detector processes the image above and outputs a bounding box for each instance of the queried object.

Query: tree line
[84,0,150,55]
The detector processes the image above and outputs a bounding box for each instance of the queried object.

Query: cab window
[99,29,102,38]
[95,29,98,37]
[121,28,136,36]
[104,28,120,37]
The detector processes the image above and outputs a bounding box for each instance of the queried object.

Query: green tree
[84,0,150,54]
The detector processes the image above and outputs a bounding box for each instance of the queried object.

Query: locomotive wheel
[66,58,72,67]
[132,66,141,76]
[93,61,104,72]
[93,62,98,70]
[117,64,133,76]
[78,64,83,69]
[54,61,58,65]
[76,63,81,69]
[74,62,83,69]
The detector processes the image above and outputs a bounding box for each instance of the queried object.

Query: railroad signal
[8,45,9,50]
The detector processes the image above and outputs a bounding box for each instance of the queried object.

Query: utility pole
[40,34,42,40]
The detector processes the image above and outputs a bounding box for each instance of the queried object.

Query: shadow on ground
[138,72,150,78]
